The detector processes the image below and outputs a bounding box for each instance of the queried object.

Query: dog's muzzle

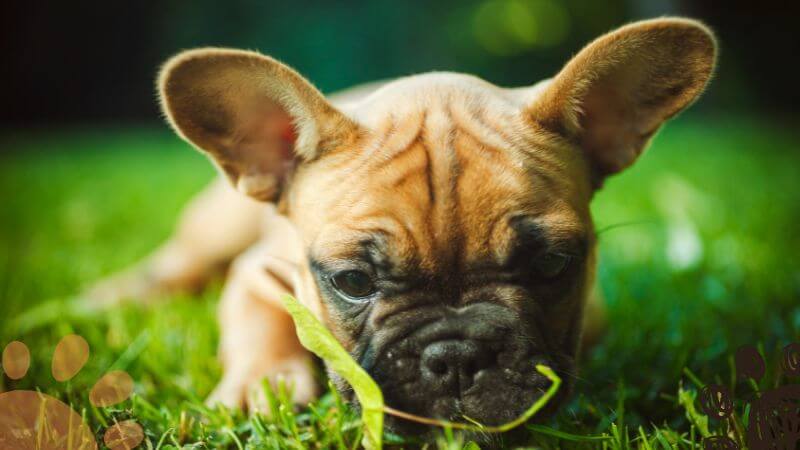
[369,303,561,428]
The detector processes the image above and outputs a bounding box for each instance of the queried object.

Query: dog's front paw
[207,356,318,414]
[246,357,318,413]
[206,376,247,410]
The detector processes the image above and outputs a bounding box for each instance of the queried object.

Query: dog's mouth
[373,352,558,428]
[365,307,568,430]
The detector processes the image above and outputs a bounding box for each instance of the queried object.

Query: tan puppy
[89,18,716,428]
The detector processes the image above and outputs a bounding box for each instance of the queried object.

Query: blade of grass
[282,295,384,450]
[526,424,611,441]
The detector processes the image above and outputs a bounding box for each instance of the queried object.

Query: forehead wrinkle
[361,110,426,173]
[341,141,434,249]
[450,98,525,165]
[422,105,458,206]
[296,113,424,228]
[451,94,586,198]
[354,100,465,275]
[418,102,463,270]
[451,104,568,213]
[453,130,526,262]
[319,110,424,196]
[379,140,431,191]
[472,101,593,213]
[512,118,595,204]
[318,140,443,273]
[345,115,396,172]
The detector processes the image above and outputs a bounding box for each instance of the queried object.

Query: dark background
[2,0,798,129]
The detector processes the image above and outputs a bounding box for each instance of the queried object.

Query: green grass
[1,115,799,449]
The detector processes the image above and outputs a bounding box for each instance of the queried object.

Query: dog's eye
[331,270,376,299]
[533,253,572,279]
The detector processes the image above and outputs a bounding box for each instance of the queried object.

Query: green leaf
[282,295,384,450]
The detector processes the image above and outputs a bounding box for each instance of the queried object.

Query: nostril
[420,340,493,392]
[421,342,454,377]
[427,358,448,376]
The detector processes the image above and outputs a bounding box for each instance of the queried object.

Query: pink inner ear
[225,106,300,200]
[247,105,297,165]
[277,117,298,163]
[280,120,297,145]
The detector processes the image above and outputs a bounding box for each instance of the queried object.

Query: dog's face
[287,79,594,423]
[287,78,596,426]
[159,18,715,426]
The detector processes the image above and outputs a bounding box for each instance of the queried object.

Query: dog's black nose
[420,340,491,393]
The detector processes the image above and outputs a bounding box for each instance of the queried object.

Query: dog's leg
[206,240,316,411]
[85,178,263,306]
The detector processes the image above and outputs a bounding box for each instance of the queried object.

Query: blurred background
[2,0,799,129]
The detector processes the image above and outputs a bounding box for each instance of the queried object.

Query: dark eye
[533,253,572,279]
[331,270,376,299]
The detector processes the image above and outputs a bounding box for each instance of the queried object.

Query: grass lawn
[1,115,799,449]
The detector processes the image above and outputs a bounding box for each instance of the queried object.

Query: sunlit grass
[1,115,798,448]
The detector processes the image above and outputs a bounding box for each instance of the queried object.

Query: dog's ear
[159,48,360,201]
[526,18,716,185]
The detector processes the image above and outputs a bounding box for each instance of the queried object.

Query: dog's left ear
[527,18,717,185]
[158,48,360,201]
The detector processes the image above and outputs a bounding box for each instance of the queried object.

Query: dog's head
[158,18,715,427]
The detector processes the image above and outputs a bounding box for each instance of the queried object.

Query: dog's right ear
[159,48,360,201]
[525,18,716,187]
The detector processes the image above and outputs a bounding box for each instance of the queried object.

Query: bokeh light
[472,0,570,55]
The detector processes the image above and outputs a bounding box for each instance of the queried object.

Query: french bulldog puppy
[89,18,716,429]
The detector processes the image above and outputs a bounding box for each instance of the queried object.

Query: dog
[88,17,716,430]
